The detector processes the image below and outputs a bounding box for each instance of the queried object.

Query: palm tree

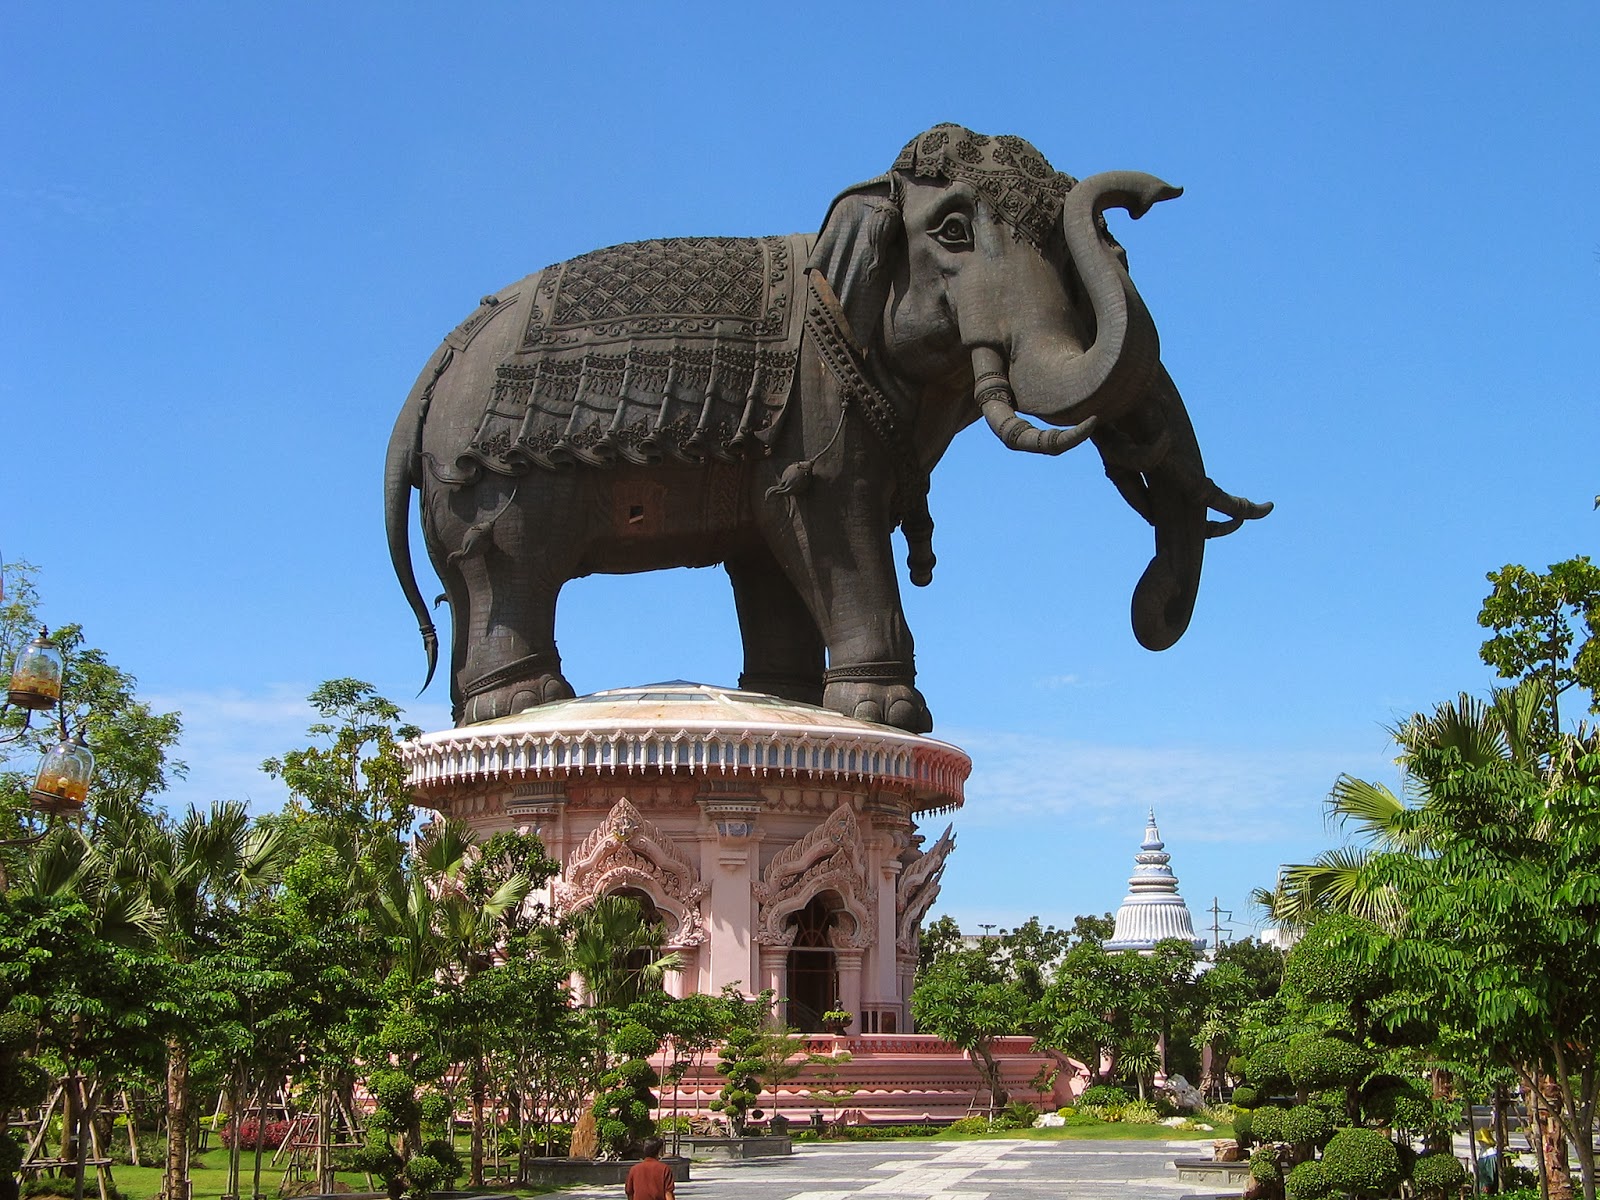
[1255,681,1545,931]
[133,801,287,1200]
[562,894,683,1011]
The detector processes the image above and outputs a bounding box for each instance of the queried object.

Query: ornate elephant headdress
[890,124,1078,251]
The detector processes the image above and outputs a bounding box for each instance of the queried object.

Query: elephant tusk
[972,347,1096,456]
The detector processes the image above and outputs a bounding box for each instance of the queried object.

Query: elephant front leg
[761,480,933,733]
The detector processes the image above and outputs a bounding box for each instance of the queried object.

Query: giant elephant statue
[385,125,1270,732]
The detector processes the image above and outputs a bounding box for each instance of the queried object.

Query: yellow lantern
[8,628,64,711]
[30,731,93,814]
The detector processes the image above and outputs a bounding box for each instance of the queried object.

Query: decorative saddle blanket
[457,234,812,475]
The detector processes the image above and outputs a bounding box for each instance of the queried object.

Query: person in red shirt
[625,1138,675,1200]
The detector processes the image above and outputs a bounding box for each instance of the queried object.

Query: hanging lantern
[30,731,93,814]
[8,628,64,711]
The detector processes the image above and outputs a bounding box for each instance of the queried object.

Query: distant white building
[1104,810,1207,953]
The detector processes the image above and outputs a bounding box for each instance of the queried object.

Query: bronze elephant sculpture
[385,125,1270,732]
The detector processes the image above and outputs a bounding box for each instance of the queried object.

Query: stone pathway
[562,1138,1201,1199]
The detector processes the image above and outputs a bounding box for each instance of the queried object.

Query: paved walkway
[569,1138,1199,1199]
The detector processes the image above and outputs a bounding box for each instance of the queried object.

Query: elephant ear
[809,175,902,348]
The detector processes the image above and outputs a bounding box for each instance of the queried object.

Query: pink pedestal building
[403,682,967,1035]
[402,681,1084,1118]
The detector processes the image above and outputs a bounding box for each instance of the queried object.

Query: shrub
[1285,1159,1333,1200]
[1285,1035,1374,1092]
[367,1070,420,1133]
[1233,1109,1254,1142]
[1252,1104,1290,1143]
[220,1119,292,1150]
[1366,1082,1448,1134]
[1231,1085,1260,1110]
[417,1090,452,1128]
[1245,1041,1292,1092]
[1121,1101,1159,1125]
[1281,915,1387,1003]
[1056,1106,1076,1118]
[1278,1104,1333,1148]
[1411,1152,1466,1198]
[613,1021,660,1060]
[1320,1128,1403,1197]
[946,1116,991,1135]
[1002,1101,1038,1127]
[1079,1083,1130,1106]
[403,1153,448,1197]
[1249,1146,1281,1183]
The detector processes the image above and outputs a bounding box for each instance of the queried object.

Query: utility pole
[1208,897,1232,952]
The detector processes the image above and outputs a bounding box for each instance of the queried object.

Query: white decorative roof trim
[403,723,968,811]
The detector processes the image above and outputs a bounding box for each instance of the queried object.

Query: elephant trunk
[1095,363,1273,650]
[1005,171,1182,429]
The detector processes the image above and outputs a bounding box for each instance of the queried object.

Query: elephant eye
[930,213,973,250]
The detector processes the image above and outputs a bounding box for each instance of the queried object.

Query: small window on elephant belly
[612,482,668,537]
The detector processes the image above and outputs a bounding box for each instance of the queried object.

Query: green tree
[911,948,1028,1112]
[916,913,963,973]
[261,679,421,849]
[1479,556,1600,727]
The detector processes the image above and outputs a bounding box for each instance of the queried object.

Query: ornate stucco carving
[554,797,708,946]
[895,823,955,955]
[753,804,874,948]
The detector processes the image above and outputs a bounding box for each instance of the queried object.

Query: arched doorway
[785,893,840,1033]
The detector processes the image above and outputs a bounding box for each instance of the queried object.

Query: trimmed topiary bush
[1079,1083,1130,1106]
[1246,1040,1293,1092]
[1320,1128,1403,1197]
[1250,1145,1282,1183]
[1285,1159,1334,1200]
[1233,1108,1254,1143]
[1285,1035,1374,1092]
[1251,1105,1288,1144]
[1280,915,1386,1004]
[1411,1152,1466,1199]
[1278,1104,1334,1148]
[1231,1085,1260,1110]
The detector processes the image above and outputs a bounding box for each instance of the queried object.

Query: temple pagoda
[1104,810,1206,953]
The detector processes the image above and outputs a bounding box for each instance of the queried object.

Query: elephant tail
[385,345,452,691]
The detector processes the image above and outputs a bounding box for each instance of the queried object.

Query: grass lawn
[59,1151,559,1200]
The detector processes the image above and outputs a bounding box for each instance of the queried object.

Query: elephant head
[809,125,1271,650]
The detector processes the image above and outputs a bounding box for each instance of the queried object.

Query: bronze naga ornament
[385,125,1271,732]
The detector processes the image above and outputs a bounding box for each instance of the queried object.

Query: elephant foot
[823,666,932,734]
[461,654,575,724]
[738,671,824,707]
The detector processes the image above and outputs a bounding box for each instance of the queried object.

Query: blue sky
[4,3,1596,939]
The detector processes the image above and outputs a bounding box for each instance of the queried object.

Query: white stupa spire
[1104,809,1206,953]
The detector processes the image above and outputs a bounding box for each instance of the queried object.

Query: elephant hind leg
[726,552,825,706]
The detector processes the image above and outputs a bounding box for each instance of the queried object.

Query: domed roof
[1104,810,1206,953]
[403,681,969,813]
